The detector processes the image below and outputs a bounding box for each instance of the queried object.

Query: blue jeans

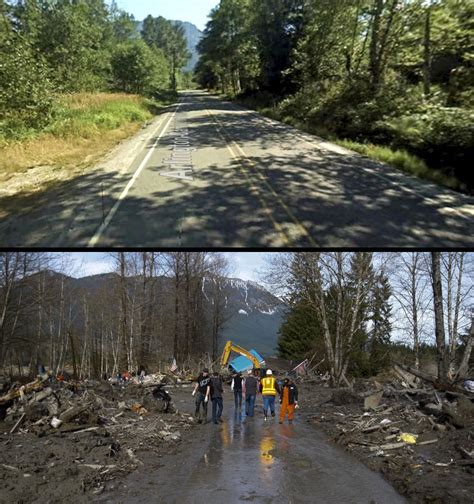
[245,394,256,417]
[234,390,243,410]
[212,397,223,423]
[263,395,275,417]
[195,393,208,420]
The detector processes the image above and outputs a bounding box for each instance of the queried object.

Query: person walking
[192,368,210,423]
[279,378,299,424]
[260,369,280,420]
[207,371,224,425]
[244,369,259,418]
[231,371,243,412]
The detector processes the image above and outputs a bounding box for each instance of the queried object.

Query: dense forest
[264,252,473,386]
[197,0,473,190]
[0,0,190,138]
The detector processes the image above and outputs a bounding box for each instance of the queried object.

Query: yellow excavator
[221,340,265,373]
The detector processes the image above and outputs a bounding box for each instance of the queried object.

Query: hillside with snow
[205,278,285,356]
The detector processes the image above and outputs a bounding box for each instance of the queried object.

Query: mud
[1,380,471,503]
[0,381,196,503]
[98,386,405,504]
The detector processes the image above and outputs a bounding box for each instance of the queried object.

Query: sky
[66,252,267,283]
[112,0,220,30]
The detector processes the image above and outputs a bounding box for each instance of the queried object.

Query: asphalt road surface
[2,90,472,247]
[99,393,406,504]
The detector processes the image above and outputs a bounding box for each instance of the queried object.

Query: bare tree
[391,252,431,369]
[431,252,448,384]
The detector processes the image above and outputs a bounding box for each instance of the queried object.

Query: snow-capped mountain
[203,278,285,356]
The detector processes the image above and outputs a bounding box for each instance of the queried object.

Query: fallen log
[395,363,437,385]
[396,363,467,393]
[0,379,44,405]
[30,388,54,403]
[59,405,90,424]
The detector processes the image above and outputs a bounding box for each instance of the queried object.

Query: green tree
[0,34,56,132]
[111,39,168,95]
[11,0,115,92]
[141,16,190,91]
[278,294,322,361]
[368,270,393,373]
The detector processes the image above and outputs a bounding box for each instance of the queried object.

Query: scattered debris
[303,364,474,503]
[0,375,197,502]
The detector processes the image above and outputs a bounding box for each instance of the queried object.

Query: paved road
[99,402,406,504]
[1,90,472,247]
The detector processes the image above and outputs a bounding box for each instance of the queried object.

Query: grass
[337,140,460,191]
[0,92,174,182]
[232,95,462,192]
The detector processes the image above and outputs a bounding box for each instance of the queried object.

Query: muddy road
[98,387,405,504]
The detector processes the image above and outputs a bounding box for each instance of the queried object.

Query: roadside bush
[0,36,57,138]
[381,107,474,189]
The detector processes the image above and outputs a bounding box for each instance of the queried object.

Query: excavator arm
[220,340,262,369]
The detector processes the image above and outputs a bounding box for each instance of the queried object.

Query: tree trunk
[369,0,383,92]
[423,4,432,97]
[456,319,474,379]
[431,252,448,384]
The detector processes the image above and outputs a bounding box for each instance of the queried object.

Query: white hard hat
[266,369,273,376]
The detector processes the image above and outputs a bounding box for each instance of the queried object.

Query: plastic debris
[398,433,418,444]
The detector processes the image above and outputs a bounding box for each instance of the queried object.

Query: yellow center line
[205,109,291,247]
[206,107,319,247]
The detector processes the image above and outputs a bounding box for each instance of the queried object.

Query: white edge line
[87,106,179,247]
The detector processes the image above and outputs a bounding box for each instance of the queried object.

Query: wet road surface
[1,90,472,247]
[100,405,406,504]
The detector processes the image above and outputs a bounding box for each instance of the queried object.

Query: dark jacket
[210,376,223,399]
[280,383,298,405]
[244,375,258,395]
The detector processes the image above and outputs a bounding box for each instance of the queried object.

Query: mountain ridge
[42,271,284,356]
[135,19,202,72]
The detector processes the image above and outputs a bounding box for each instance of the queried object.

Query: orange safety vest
[262,377,277,396]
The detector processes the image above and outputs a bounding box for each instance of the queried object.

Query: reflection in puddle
[260,436,276,468]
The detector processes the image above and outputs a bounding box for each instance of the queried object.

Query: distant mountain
[135,19,202,72]
[19,272,284,358]
[171,21,202,72]
[72,274,283,356]
[203,278,285,356]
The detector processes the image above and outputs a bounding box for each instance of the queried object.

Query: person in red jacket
[279,378,299,424]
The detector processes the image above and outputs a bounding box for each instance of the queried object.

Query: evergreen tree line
[265,252,473,385]
[196,0,473,189]
[0,0,189,132]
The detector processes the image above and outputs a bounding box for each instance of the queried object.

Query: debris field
[0,375,196,503]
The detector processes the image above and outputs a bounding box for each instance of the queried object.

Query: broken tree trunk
[59,405,90,424]
[0,379,45,405]
[30,388,54,403]
[395,363,437,384]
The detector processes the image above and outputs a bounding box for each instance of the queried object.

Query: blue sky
[67,252,266,282]
[112,0,220,30]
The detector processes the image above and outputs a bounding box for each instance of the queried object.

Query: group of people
[192,368,299,425]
